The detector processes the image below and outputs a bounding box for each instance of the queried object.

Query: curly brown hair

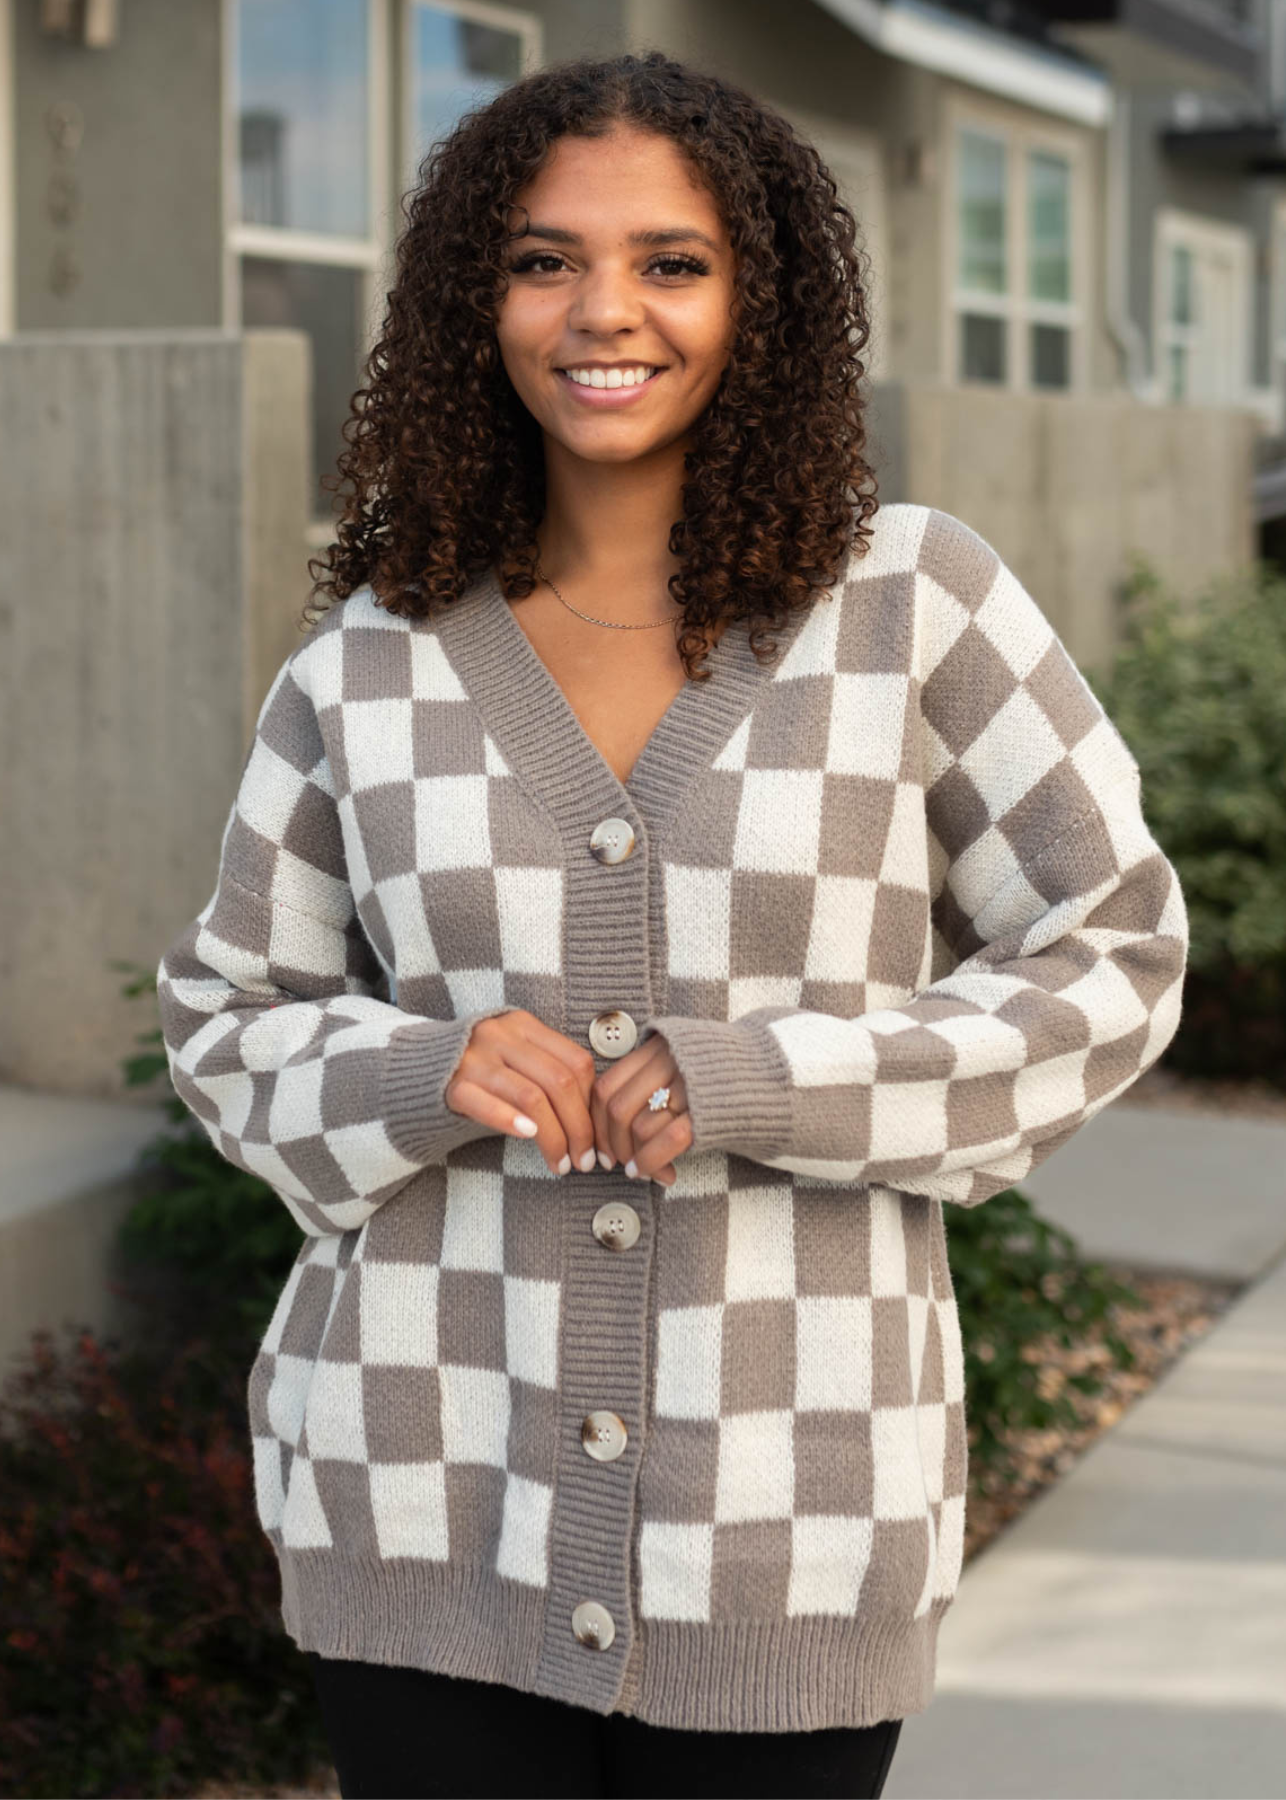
[305,49,879,678]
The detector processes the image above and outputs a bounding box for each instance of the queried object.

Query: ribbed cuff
[381,1007,517,1165]
[640,1012,795,1161]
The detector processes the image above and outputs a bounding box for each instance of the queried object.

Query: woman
[156,51,1188,1800]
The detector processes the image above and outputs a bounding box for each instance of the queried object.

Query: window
[227,0,386,524]
[403,0,539,193]
[225,2,539,526]
[1027,150,1071,389]
[1154,209,1250,407]
[1164,242,1196,402]
[957,128,1007,383]
[952,120,1080,392]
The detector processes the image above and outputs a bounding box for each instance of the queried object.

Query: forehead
[508,125,724,237]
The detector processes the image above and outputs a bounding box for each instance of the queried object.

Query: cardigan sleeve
[155,644,514,1238]
[639,517,1189,1207]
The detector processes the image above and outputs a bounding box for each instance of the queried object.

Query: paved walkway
[1016,1100,1286,1283]
[886,1100,1286,1799]
[0,1083,168,1372]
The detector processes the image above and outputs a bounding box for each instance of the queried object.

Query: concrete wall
[870,377,1259,671]
[0,329,311,1097]
[14,0,224,331]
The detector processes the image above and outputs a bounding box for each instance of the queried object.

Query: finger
[590,1044,652,1166]
[625,1104,682,1186]
[443,1075,543,1145]
[501,1017,598,1167]
[602,1041,671,1169]
[501,1038,598,1173]
[481,1049,589,1176]
[629,1109,693,1181]
[605,1049,681,1167]
[590,1074,616,1171]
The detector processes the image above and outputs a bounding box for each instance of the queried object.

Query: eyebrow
[512,223,720,252]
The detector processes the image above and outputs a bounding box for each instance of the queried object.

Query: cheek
[668,296,737,383]
[494,297,543,376]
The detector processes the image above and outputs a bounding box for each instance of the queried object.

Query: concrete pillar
[0,328,311,1096]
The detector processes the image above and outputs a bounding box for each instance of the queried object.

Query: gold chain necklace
[535,561,679,630]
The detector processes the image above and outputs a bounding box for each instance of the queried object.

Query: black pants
[305,1650,904,1800]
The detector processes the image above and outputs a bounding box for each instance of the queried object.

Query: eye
[508,251,568,275]
[649,254,711,278]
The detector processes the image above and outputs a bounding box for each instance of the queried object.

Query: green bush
[112,959,298,1347]
[1085,556,1286,1085]
[944,1187,1144,1480]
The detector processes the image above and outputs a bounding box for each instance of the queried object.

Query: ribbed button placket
[536,780,654,1703]
[427,571,813,1712]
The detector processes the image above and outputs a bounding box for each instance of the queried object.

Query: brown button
[592,1201,641,1251]
[581,1411,628,1462]
[571,1600,616,1650]
[589,817,636,865]
[589,1010,637,1058]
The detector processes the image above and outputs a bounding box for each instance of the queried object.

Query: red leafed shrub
[0,1316,330,1799]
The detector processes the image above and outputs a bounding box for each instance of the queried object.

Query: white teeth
[563,366,656,388]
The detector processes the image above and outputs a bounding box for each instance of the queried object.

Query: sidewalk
[886,1101,1286,1799]
[0,1084,168,1374]
[1015,1100,1286,1283]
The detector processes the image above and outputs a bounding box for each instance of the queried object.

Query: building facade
[4,0,1285,544]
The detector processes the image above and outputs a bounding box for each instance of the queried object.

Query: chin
[556,429,669,464]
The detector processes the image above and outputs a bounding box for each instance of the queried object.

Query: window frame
[1152,205,1253,410]
[400,0,542,204]
[943,96,1088,395]
[0,0,11,337]
[221,0,392,536]
[1270,196,1286,426]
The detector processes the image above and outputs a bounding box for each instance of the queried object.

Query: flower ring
[647,1085,672,1112]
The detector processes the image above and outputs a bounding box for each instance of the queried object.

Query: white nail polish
[557,1153,571,1176]
[578,1148,597,1172]
[597,1151,614,1171]
[624,1159,638,1179]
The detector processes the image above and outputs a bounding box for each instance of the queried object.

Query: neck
[536,434,687,595]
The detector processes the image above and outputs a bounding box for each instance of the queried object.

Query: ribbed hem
[633,1607,947,1732]
[279,1552,547,1698]
[640,1013,795,1162]
[274,1547,949,1730]
[380,1008,517,1165]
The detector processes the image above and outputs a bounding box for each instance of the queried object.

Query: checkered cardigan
[156,501,1188,1732]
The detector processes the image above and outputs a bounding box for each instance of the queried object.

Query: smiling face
[494,122,738,467]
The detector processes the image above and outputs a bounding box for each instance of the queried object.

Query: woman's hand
[444,1009,598,1178]
[591,1033,693,1187]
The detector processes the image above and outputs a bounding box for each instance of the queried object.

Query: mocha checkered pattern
[156,502,1188,1731]
[246,1138,565,1584]
[638,1165,965,1626]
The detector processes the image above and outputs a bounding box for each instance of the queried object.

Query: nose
[565,259,644,338]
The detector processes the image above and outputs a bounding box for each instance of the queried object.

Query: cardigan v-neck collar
[430,565,814,846]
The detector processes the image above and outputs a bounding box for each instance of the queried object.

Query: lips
[555,366,665,408]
